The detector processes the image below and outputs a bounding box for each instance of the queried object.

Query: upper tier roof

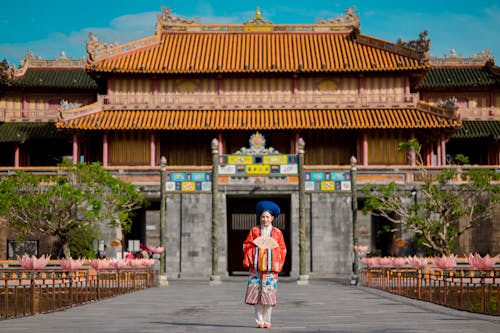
[417,66,500,88]
[418,50,500,88]
[85,7,430,74]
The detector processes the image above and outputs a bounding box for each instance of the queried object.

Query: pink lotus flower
[109,258,127,270]
[59,258,85,271]
[391,257,407,267]
[361,257,377,267]
[150,246,164,254]
[89,259,110,271]
[376,257,392,266]
[467,253,498,270]
[18,254,50,270]
[354,245,368,254]
[432,254,457,269]
[407,256,428,270]
[127,259,144,268]
[140,259,155,267]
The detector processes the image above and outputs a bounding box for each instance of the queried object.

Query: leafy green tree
[68,225,101,259]
[0,162,146,258]
[362,139,500,255]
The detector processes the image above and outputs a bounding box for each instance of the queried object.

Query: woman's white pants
[255,303,272,325]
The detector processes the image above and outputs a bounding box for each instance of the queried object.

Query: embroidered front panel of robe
[245,272,278,305]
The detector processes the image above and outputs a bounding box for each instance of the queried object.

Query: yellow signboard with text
[262,155,288,165]
[245,164,271,174]
[228,155,253,165]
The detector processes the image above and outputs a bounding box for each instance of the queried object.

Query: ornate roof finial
[255,7,262,20]
[158,7,198,24]
[244,7,272,25]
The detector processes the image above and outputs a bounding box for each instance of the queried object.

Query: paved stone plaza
[1,278,499,332]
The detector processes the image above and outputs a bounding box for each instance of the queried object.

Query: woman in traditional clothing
[243,200,287,329]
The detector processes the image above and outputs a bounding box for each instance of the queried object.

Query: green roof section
[452,120,500,140]
[0,122,66,143]
[417,67,500,88]
[11,68,98,89]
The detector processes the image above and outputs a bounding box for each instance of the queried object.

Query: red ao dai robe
[242,226,287,306]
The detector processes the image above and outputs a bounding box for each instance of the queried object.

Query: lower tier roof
[56,108,460,130]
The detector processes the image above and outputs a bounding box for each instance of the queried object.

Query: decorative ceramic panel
[165,172,212,192]
[305,171,352,192]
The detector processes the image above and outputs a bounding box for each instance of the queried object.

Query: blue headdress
[256,200,280,218]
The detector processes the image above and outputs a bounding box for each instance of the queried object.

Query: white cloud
[0,11,160,65]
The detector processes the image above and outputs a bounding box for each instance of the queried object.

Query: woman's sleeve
[242,229,256,268]
[278,231,286,259]
[272,229,287,272]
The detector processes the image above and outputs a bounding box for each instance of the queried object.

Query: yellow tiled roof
[87,32,426,74]
[56,109,459,130]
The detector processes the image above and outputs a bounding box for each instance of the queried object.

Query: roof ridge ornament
[86,32,120,63]
[244,7,272,25]
[436,97,458,111]
[60,99,82,111]
[396,30,431,62]
[317,6,360,29]
[158,7,199,25]
[0,59,12,80]
[234,132,280,155]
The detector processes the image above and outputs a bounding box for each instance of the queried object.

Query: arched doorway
[226,196,291,276]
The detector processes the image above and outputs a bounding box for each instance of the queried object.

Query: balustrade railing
[1,165,500,187]
[0,267,157,320]
[102,92,419,110]
[0,108,58,122]
[459,106,499,120]
[359,267,499,315]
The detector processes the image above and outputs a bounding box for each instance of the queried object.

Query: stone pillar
[210,138,221,285]
[350,156,358,285]
[159,156,168,286]
[297,138,308,285]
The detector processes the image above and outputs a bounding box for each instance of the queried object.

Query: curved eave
[57,108,459,131]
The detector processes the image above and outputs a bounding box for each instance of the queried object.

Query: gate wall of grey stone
[145,190,352,279]
[144,133,354,280]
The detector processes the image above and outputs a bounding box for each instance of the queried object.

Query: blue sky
[1,1,499,66]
